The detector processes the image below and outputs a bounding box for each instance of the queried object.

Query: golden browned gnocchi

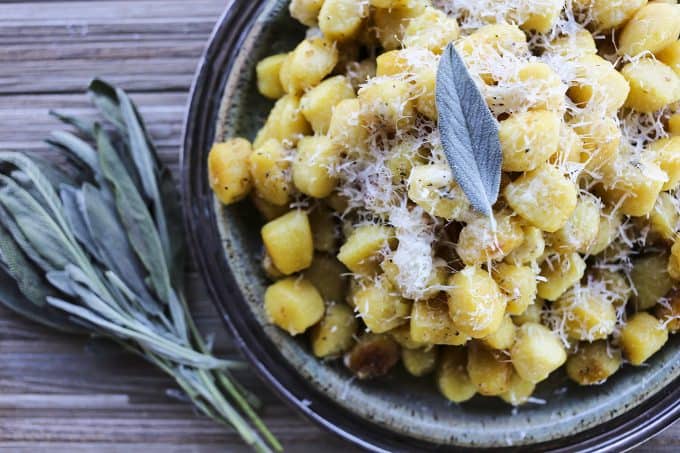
[402,347,438,376]
[553,286,617,341]
[498,110,561,172]
[208,139,253,205]
[250,139,293,206]
[566,341,622,386]
[289,0,323,27]
[620,312,669,366]
[447,266,507,338]
[256,54,288,100]
[617,3,680,57]
[279,38,338,94]
[211,0,680,406]
[621,59,680,113]
[261,210,314,275]
[254,94,311,148]
[467,341,513,396]
[500,372,536,406]
[549,29,597,57]
[264,277,325,335]
[319,0,369,42]
[300,75,355,134]
[353,276,412,332]
[437,346,477,403]
[310,302,358,357]
[567,54,629,116]
[493,263,537,316]
[504,165,578,233]
[511,323,567,383]
[456,213,524,265]
[573,0,647,31]
[649,136,680,191]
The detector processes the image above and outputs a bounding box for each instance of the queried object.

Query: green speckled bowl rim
[181,1,680,450]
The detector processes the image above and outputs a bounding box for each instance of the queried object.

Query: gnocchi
[211,0,680,407]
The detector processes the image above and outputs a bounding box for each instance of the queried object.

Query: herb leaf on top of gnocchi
[210,0,680,406]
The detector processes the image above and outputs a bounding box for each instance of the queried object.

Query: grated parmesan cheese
[247,0,680,403]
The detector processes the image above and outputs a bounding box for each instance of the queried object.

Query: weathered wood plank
[0,93,187,150]
[0,1,332,451]
[0,1,223,23]
[0,1,223,93]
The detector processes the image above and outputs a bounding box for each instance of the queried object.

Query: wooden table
[0,1,676,451]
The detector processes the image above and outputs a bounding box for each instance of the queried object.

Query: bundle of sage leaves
[0,80,280,453]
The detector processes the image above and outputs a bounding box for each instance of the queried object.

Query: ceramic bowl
[181,1,680,450]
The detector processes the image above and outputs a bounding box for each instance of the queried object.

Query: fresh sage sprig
[436,43,503,220]
[0,79,281,453]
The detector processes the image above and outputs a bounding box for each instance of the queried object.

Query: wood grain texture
[0,1,675,452]
[0,1,342,452]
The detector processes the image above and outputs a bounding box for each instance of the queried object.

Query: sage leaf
[66,273,129,324]
[0,82,281,452]
[95,126,187,339]
[103,270,139,303]
[60,264,144,328]
[117,87,176,277]
[159,165,186,291]
[79,182,161,315]
[49,110,96,138]
[436,43,502,219]
[48,130,100,174]
[96,126,170,299]
[0,175,76,270]
[0,204,54,273]
[33,159,80,189]
[88,79,125,130]
[0,268,77,332]
[45,270,78,296]
[10,170,30,185]
[0,152,76,241]
[60,186,103,262]
[46,296,240,370]
[90,79,185,288]
[0,220,57,306]
[116,88,161,210]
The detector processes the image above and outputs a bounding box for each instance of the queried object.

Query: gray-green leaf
[88,79,125,130]
[48,130,100,174]
[60,186,103,262]
[0,204,54,273]
[49,110,96,138]
[116,88,177,276]
[88,79,185,288]
[0,175,77,270]
[79,182,161,315]
[0,220,57,306]
[436,43,502,219]
[46,297,238,370]
[0,152,77,242]
[95,126,186,338]
[0,267,78,332]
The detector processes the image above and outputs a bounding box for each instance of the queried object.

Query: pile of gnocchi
[209,0,680,406]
